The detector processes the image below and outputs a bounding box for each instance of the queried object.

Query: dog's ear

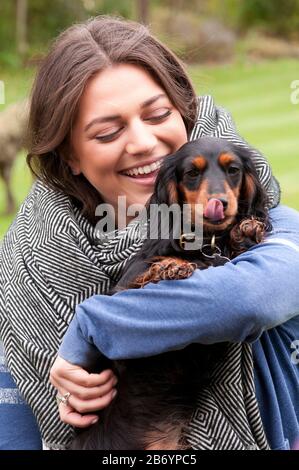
[240,163,267,219]
[166,180,179,204]
[242,172,258,212]
[233,145,268,219]
[151,157,180,206]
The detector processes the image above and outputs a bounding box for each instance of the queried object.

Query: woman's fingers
[57,388,117,427]
[50,356,118,425]
[50,356,118,400]
[52,375,118,401]
[50,356,116,388]
[62,368,116,388]
[67,388,117,415]
[58,404,99,428]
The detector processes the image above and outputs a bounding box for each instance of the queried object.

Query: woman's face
[70,64,188,221]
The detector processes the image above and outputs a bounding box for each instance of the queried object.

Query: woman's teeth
[123,159,163,177]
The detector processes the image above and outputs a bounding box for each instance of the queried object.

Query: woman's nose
[125,120,158,155]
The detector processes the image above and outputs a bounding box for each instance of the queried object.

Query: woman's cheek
[167,120,187,144]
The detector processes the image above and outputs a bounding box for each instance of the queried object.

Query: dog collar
[179,232,231,262]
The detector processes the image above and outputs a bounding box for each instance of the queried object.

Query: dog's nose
[208,196,228,210]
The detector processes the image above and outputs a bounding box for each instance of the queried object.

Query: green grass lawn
[0,65,35,238]
[0,58,298,239]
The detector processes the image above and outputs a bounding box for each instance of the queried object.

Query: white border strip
[265,237,299,253]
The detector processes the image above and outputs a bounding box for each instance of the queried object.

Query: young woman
[1,16,298,450]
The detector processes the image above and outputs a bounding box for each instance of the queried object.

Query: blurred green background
[1,0,299,239]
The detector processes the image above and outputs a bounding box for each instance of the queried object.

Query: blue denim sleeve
[0,342,42,450]
[59,205,299,364]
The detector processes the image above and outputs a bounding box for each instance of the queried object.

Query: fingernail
[112,389,117,399]
[91,418,98,424]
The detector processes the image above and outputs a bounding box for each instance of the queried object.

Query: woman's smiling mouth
[121,157,164,176]
[120,157,165,185]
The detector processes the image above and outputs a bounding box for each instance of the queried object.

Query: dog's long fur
[72,137,271,450]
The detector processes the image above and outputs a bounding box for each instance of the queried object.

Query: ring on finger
[56,392,71,407]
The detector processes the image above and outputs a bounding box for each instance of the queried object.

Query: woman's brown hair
[27,15,198,222]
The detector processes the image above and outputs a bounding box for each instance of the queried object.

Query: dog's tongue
[204,198,225,221]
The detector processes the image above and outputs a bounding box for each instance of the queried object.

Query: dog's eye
[185,168,199,178]
[227,166,240,175]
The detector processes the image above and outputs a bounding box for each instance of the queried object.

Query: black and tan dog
[72,137,271,451]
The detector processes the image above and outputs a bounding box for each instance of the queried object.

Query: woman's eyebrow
[84,93,167,132]
[141,93,166,109]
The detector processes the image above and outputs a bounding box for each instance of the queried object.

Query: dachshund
[72,137,271,451]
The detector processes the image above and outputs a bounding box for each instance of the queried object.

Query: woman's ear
[69,165,81,176]
[68,154,81,176]
[58,144,81,176]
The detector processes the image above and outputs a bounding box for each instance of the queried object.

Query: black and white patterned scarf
[0,96,277,449]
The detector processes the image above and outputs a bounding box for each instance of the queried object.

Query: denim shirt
[60,205,299,450]
[0,342,42,450]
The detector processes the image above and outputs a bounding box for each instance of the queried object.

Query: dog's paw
[238,217,266,243]
[132,257,197,287]
[230,217,267,256]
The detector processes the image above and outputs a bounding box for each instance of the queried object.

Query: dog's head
[151,137,268,233]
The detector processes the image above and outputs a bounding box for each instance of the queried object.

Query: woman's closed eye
[94,108,173,143]
[144,108,172,122]
[95,128,124,143]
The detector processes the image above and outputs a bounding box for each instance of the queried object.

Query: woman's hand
[50,356,118,428]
